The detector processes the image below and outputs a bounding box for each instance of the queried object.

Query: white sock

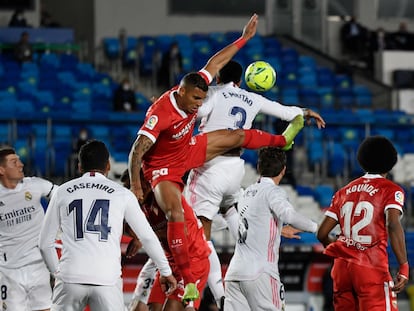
[223,205,239,240]
[207,240,225,307]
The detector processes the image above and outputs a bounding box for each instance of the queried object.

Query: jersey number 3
[68,199,112,241]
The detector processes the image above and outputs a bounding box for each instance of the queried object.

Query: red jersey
[324,174,404,272]
[141,193,210,277]
[138,70,212,186]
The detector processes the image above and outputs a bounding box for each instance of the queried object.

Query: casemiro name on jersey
[66,182,115,194]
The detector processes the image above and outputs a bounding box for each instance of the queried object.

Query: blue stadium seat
[103,37,120,60]
[299,88,320,108]
[156,34,174,54]
[335,89,354,108]
[314,184,334,208]
[327,142,347,177]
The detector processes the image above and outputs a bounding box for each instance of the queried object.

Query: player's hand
[281,225,302,239]
[182,283,200,304]
[160,274,177,296]
[305,109,326,129]
[126,238,142,258]
[131,184,144,203]
[392,274,408,293]
[242,14,258,41]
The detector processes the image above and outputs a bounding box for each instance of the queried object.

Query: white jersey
[198,82,303,132]
[39,172,171,286]
[225,177,317,282]
[0,177,55,269]
[187,82,305,218]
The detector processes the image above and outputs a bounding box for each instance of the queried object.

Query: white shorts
[51,277,124,311]
[128,259,157,310]
[186,156,245,220]
[0,260,52,311]
[224,273,285,311]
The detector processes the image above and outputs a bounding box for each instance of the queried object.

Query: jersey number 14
[68,199,112,241]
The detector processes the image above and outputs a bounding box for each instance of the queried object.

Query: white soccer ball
[244,61,277,92]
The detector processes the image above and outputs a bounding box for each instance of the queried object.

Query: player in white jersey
[39,140,176,311]
[224,147,318,311]
[0,145,58,311]
[185,60,325,307]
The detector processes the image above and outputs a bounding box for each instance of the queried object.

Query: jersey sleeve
[138,106,171,143]
[197,88,216,118]
[268,187,317,233]
[198,69,213,85]
[384,184,405,215]
[123,192,172,277]
[32,176,58,199]
[38,189,61,276]
[259,97,303,121]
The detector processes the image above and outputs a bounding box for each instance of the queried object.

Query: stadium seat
[103,37,120,60]
[326,142,347,177]
[335,89,354,108]
[314,184,334,208]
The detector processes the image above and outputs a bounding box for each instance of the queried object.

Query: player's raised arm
[128,135,154,202]
[203,13,258,78]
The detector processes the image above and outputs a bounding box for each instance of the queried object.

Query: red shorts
[331,258,398,311]
[148,256,210,309]
[145,134,208,189]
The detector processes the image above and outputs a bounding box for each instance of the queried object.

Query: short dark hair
[0,146,16,166]
[357,135,397,174]
[78,140,109,172]
[218,60,243,84]
[181,72,208,92]
[257,147,286,177]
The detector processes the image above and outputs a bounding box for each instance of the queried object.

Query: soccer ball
[244,61,276,92]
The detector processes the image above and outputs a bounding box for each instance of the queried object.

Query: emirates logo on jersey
[24,191,32,201]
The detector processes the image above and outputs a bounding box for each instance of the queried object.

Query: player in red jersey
[123,169,210,311]
[128,13,304,303]
[317,136,409,311]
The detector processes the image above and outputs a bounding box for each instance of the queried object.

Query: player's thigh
[205,129,244,161]
[224,281,250,311]
[88,278,124,311]
[26,261,53,310]
[0,268,30,311]
[350,264,398,311]
[51,279,88,311]
[187,158,244,220]
[331,259,358,311]
[242,274,285,311]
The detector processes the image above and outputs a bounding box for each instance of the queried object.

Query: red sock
[242,129,286,149]
[167,221,195,284]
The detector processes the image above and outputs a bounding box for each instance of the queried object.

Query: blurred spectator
[113,77,137,112]
[40,10,61,28]
[367,27,391,73]
[69,127,90,177]
[157,42,183,88]
[14,31,33,63]
[340,16,368,60]
[8,9,30,27]
[390,21,414,50]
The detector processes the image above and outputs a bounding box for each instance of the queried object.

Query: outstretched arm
[203,13,258,77]
[128,135,154,203]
